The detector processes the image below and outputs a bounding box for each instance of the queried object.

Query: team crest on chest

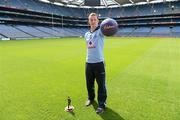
[87,41,95,48]
[87,33,96,48]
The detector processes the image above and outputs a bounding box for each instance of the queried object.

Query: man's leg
[95,62,107,110]
[86,63,95,102]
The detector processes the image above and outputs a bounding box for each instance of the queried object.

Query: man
[84,13,107,114]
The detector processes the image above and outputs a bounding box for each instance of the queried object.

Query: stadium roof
[40,0,178,8]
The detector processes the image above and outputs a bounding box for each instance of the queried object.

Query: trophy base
[65,106,74,112]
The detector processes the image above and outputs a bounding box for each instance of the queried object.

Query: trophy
[65,96,74,112]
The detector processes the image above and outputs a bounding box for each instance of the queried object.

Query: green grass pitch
[0,37,180,120]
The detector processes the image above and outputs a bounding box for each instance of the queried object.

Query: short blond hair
[88,13,98,19]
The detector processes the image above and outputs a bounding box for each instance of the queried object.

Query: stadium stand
[14,25,54,38]
[116,27,135,37]
[0,24,32,39]
[0,0,180,39]
[171,26,180,37]
[149,26,171,37]
[0,34,5,39]
[129,27,151,37]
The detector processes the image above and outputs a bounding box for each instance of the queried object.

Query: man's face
[88,15,99,27]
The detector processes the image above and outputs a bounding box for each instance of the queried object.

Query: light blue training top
[84,26,105,63]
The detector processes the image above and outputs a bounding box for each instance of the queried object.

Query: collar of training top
[90,26,100,33]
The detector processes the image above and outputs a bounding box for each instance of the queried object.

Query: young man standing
[84,13,107,114]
